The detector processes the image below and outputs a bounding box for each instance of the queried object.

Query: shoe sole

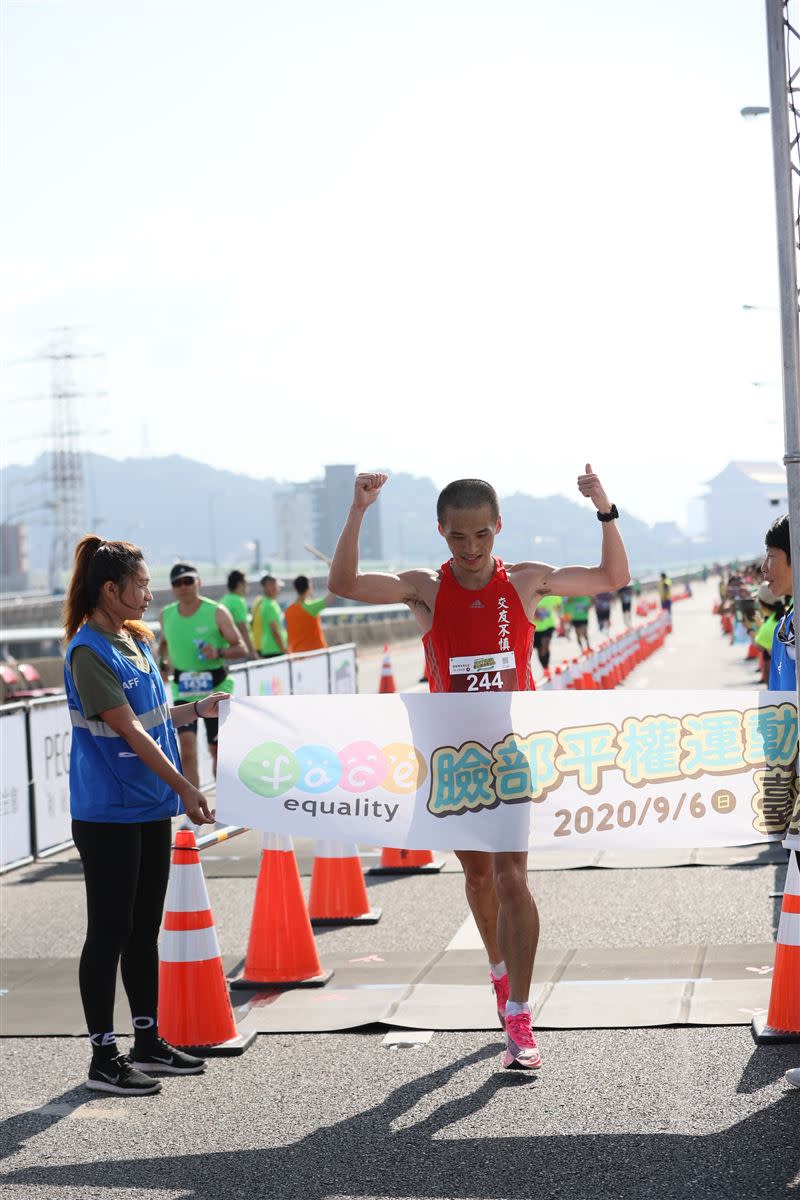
[130,1062,206,1075]
[502,1053,542,1071]
[86,1078,162,1095]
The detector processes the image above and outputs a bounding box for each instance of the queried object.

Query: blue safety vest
[769,607,796,693]
[64,624,183,822]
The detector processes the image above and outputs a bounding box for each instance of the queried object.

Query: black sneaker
[87,1054,162,1096]
[131,1037,206,1075]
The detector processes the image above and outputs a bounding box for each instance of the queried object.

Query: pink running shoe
[490,972,510,1029]
[502,1011,542,1070]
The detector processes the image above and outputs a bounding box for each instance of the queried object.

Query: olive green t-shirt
[70,621,152,720]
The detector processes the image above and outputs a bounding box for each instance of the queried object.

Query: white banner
[0,707,32,867]
[289,651,330,696]
[246,657,292,699]
[28,699,73,854]
[328,645,357,694]
[217,690,800,852]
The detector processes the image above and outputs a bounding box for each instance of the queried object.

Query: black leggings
[72,818,172,1042]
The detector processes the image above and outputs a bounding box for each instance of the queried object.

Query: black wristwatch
[597,504,619,523]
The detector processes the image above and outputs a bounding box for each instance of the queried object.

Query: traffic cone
[308,841,381,925]
[580,651,597,689]
[753,851,800,1043]
[230,833,333,989]
[379,645,397,694]
[368,846,445,875]
[571,658,584,689]
[158,830,255,1055]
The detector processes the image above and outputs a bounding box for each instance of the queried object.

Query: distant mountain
[2,453,702,576]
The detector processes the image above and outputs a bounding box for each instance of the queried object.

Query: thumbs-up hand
[577,463,611,513]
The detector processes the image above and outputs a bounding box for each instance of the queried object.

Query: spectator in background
[253,574,287,658]
[285,575,334,653]
[563,595,592,651]
[659,572,673,617]
[594,590,613,633]
[762,514,795,692]
[617,582,634,627]
[220,570,255,658]
[532,594,560,670]
[754,582,784,684]
[158,563,246,785]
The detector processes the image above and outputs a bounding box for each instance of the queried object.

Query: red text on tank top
[423,558,536,693]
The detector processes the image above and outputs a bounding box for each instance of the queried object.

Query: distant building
[704,461,787,560]
[0,523,30,593]
[274,484,317,563]
[272,465,383,564]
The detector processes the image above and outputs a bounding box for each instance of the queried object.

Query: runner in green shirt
[532,593,561,670]
[158,562,246,786]
[220,569,255,658]
[253,574,288,657]
[563,595,592,651]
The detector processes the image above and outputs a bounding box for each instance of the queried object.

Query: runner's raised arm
[328,473,435,607]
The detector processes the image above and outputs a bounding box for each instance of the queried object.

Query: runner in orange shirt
[285,575,335,653]
[329,465,629,1070]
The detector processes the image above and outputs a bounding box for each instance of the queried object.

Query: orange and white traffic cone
[379,645,397,694]
[230,833,333,989]
[158,830,255,1055]
[308,840,381,925]
[369,846,445,875]
[753,851,800,1043]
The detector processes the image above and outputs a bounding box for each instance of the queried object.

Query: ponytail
[63,534,154,644]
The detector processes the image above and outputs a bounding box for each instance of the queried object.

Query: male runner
[329,465,629,1069]
[563,594,592,651]
[158,563,246,785]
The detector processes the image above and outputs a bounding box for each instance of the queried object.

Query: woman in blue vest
[64,535,226,1096]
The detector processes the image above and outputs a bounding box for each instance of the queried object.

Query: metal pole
[766,2,800,847]
[765,1,800,593]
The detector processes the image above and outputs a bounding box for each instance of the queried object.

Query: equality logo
[238,740,428,799]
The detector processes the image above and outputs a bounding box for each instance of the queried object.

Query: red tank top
[423,558,536,693]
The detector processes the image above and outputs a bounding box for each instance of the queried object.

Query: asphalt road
[2,580,799,1200]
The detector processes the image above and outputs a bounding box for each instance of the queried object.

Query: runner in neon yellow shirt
[532,594,561,670]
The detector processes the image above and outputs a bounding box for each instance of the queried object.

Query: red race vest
[423,558,536,693]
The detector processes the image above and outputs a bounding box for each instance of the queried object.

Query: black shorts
[533,628,554,649]
[621,601,632,612]
[179,715,219,745]
[572,620,589,631]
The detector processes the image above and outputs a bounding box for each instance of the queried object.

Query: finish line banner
[216,692,800,853]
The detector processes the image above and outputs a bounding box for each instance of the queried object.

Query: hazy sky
[0,0,786,526]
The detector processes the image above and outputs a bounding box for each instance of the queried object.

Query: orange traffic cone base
[311,907,382,926]
[229,966,333,990]
[751,1011,800,1044]
[177,1028,257,1056]
[367,859,448,878]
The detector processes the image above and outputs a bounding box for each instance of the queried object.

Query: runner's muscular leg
[493,851,539,1003]
[454,850,501,964]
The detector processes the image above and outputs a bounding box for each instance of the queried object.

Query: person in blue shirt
[763,514,795,692]
[63,535,226,1097]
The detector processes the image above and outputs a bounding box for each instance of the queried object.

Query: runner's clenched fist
[353,472,388,510]
[577,463,612,513]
